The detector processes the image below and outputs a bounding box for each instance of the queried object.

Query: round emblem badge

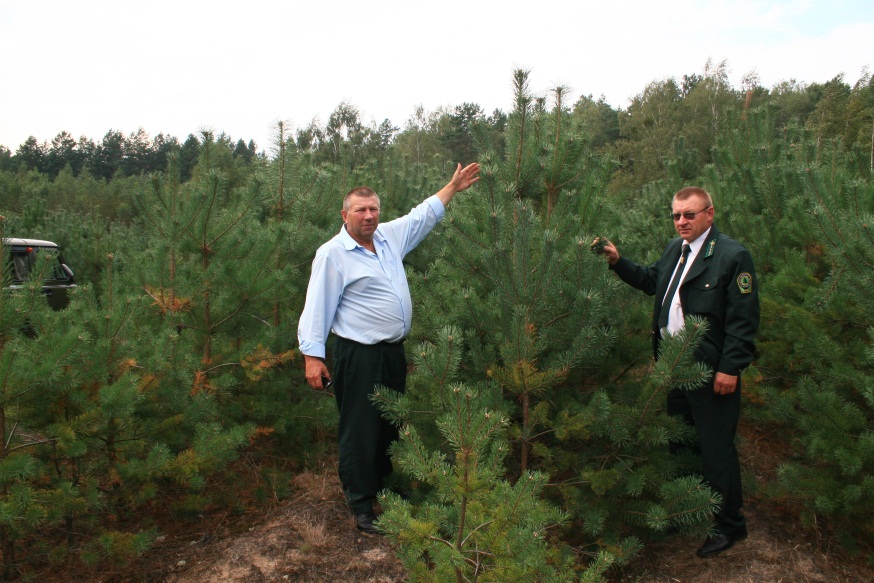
[737,272,753,294]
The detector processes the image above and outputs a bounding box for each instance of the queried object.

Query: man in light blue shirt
[298,162,480,534]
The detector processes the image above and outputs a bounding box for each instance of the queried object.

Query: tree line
[2,59,870,191]
[0,129,257,183]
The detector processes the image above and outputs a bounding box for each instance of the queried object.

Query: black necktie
[657,244,690,330]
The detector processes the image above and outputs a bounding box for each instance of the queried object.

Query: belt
[336,336,405,346]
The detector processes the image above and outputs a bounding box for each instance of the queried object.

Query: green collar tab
[704,239,716,258]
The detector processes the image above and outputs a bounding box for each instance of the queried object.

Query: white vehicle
[4,238,76,310]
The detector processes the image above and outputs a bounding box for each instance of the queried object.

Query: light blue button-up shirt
[297,195,446,359]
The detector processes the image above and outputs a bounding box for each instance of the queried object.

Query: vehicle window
[12,254,30,281]
[5,247,70,283]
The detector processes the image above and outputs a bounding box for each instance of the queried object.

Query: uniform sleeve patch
[737,273,753,294]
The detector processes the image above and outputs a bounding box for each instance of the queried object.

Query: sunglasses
[671,206,711,221]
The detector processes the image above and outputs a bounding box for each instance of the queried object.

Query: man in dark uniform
[595,186,759,557]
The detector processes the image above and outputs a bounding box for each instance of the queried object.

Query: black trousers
[667,377,745,537]
[332,336,406,514]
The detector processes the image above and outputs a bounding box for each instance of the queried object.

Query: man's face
[672,195,714,242]
[342,194,380,244]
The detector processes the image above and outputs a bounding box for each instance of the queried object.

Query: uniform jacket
[611,225,759,376]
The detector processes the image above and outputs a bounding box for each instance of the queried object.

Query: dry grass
[297,511,331,549]
[291,469,338,502]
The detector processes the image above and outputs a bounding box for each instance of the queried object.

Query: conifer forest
[0,64,873,581]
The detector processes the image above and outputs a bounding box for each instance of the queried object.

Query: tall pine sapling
[0,226,93,576]
[373,327,618,582]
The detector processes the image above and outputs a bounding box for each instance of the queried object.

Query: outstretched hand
[436,162,481,207]
[591,237,620,265]
[451,162,481,192]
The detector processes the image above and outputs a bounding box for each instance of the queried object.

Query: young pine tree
[384,70,722,576]
[374,327,618,582]
[771,151,874,550]
[0,230,93,577]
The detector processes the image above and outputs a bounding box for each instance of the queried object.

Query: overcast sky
[1,0,871,153]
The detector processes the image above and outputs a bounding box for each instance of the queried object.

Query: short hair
[343,187,381,212]
[673,186,713,208]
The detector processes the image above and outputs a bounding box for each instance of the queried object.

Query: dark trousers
[332,336,406,514]
[667,378,745,537]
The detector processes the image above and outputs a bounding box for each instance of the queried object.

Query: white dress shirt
[663,227,711,335]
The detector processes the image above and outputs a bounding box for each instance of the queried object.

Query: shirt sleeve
[379,195,445,257]
[610,255,662,297]
[297,248,344,359]
[718,248,760,375]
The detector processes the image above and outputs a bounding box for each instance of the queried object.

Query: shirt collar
[338,225,385,251]
[686,227,712,258]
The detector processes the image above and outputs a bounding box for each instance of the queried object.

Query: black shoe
[696,527,748,558]
[355,511,381,535]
